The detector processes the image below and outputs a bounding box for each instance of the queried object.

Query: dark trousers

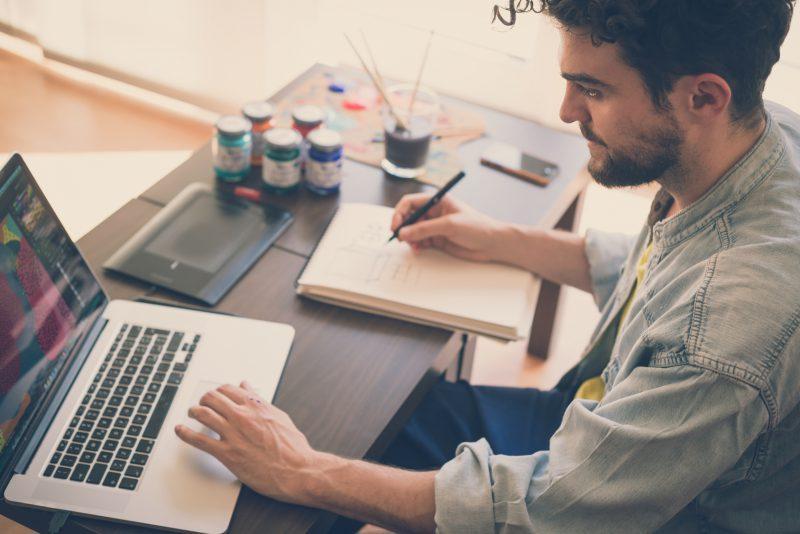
[332,379,570,532]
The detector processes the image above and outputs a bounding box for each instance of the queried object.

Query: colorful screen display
[0,160,105,475]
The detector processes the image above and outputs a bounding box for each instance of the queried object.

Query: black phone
[481,142,560,179]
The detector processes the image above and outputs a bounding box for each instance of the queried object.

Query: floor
[0,43,655,533]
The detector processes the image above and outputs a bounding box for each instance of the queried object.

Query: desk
[0,63,588,533]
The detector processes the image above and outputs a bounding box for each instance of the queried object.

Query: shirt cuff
[434,439,496,533]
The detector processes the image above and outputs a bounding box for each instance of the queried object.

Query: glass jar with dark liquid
[381,85,439,179]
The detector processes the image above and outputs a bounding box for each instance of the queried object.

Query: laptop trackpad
[32,481,131,513]
[183,381,236,482]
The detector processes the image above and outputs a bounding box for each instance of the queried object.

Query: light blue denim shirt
[434,102,800,533]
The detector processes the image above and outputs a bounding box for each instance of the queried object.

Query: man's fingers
[392,193,436,231]
[199,389,240,420]
[174,424,224,456]
[217,383,249,405]
[399,216,454,243]
[188,405,230,437]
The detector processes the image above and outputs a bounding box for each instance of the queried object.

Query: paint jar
[262,128,302,194]
[213,115,253,182]
[242,101,274,166]
[381,84,439,179]
[305,128,343,195]
[291,105,325,138]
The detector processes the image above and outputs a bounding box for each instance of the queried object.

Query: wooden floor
[0,49,210,153]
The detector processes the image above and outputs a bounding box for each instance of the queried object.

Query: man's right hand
[391,193,508,262]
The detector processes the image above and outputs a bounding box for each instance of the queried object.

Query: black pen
[388,171,467,243]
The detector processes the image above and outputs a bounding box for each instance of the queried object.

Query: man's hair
[494,0,796,126]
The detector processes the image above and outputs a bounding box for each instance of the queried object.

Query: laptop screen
[0,155,106,475]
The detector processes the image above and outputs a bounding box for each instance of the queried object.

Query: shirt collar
[650,111,786,250]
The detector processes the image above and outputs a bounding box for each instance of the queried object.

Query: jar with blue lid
[305,128,343,195]
[213,115,252,183]
[262,128,302,194]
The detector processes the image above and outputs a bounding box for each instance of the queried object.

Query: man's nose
[559,85,590,125]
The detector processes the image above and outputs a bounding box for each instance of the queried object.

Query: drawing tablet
[104,183,292,305]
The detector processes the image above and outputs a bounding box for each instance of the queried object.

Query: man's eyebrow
[561,72,611,88]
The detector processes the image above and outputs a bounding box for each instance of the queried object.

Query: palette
[269,70,485,188]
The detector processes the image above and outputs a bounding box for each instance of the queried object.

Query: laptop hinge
[12,316,109,476]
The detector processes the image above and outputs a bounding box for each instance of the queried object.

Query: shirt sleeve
[433,365,768,533]
[584,230,638,310]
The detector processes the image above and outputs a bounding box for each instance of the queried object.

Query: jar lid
[216,115,252,137]
[307,128,342,151]
[264,128,302,150]
[291,105,325,127]
[242,101,274,122]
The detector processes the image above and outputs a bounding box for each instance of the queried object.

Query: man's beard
[581,118,683,188]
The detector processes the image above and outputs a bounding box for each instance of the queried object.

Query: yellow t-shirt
[574,242,653,401]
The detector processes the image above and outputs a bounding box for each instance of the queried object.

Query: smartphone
[480,142,559,185]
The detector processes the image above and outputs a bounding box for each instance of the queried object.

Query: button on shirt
[434,102,800,533]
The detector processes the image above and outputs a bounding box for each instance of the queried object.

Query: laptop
[0,154,295,533]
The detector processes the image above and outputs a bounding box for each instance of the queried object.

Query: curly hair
[493,0,796,126]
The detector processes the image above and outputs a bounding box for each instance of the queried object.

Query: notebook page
[298,203,535,330]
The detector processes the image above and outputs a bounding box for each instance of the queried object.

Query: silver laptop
[0,154,294,533]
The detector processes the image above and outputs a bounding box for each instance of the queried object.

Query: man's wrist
[292,451,349,508]
[491,222,531,267]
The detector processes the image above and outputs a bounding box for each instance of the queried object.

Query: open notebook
[296,203,539,340]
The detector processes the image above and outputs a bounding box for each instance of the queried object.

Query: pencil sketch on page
[327,222,421,285]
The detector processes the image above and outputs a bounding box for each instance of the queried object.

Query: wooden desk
[0,63,588,533]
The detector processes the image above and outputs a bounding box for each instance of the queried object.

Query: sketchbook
[296,203,539,340]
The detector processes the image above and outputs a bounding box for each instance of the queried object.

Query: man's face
[559,29,684,188]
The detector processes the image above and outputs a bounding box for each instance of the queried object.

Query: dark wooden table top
[1,63,589,534]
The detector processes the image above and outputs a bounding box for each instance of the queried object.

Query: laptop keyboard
[41,323,200,491]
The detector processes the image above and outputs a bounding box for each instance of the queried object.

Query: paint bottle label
[306,159,342,189]
[262,157,301,188]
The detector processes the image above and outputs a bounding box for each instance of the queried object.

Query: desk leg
[527,188,586,359]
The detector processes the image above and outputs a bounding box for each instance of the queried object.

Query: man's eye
[577,85,601,99]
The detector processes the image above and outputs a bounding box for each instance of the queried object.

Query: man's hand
[174,381,317,506]
[391,193,509,262]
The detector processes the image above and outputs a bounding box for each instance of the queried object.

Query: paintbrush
[408,30,434,118]
[360,29,386,92]
[344,33,408,131]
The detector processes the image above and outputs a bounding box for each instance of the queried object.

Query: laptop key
[64,428,74,440]
[122,437,137,449]
[76,406,85,417]
[50,453,62,464]
[143,393,156,403]
[60,455,77,467]
[125,465,143,478]
[107,368,120,379]
[138,403,152,414]
[109,428,123,440]
[43,464,55,477]
[125,396,140,406]
[55,467,71,479]
[152,372,166,383]
[96,388,110,399]
[69,417,79,427]
[67,443,82,455]
[143,385,177,439]
[131,453,148,466]
[85,409,99,421]
[114,417,129,428]
[70,463,90,482]
[87,463,107,485]
[73,432,88,444]
[127,425,142,437]
[86,440,101,452]
[103,440,119,451]
[133,414,146,425]
[119,375,132,386]
[81,394,91,405]
[91,428,107,440]
[174,362,188,372]
[110,459,126,471]
[103,407,117,418]
[101,378,115,388]
[98,451,113,463]
[167,372,183,385]
[135,376,148,386]
[103,471,120,487]
[97,417,112,429]
[116,448,132,460]
[120,407,134,417]
[80,452,96,463]
[119,477,138,491]
[162,353,175,363]
[57,440,67,452]
[136,439,154,454]
[79,421,93,432]
[147,382,160,393]
[132,385,144,395]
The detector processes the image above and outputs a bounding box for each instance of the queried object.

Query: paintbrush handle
[480,157,551,187]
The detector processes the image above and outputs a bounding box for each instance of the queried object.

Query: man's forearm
[494,223,593,293]
[297,452,437,533]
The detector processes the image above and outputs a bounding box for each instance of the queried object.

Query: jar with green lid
[262,128,302,193]
[212,115,253,183]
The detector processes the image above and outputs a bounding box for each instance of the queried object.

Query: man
[175,1,800,531]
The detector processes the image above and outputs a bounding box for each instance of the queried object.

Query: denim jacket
[434,102,800,533]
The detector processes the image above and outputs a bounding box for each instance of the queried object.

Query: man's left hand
[174,381,318,505]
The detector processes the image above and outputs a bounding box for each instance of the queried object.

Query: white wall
[0,1,797,128]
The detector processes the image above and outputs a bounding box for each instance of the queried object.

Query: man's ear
[677,73,733,121]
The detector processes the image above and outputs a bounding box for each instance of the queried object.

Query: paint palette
[269,70,485,187]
